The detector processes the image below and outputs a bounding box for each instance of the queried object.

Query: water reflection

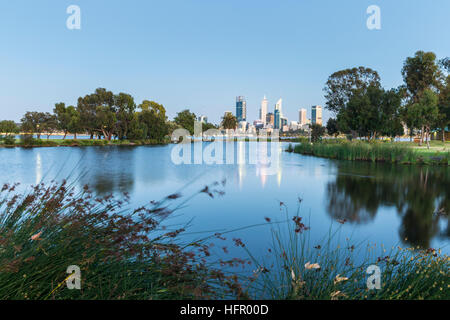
[326,162,449,248]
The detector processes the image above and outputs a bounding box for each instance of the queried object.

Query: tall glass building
[274,109,281,129]
[311,105,323,125]
[236,96,247,122]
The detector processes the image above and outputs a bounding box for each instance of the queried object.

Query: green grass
[292,140,450,165]
[0,137,168,148]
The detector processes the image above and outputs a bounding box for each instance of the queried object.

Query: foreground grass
[0,180,243,300]
[246,206,449,300]
[0,179,448,300]
[291,140,450,165]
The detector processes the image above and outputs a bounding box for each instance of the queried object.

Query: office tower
[236,96,247,122]
[312,105,323,125]
[274,109,281,129]
[275,98,282,115]
[260,95,268,125]
[266,112,274,126]
[299,108,307,125]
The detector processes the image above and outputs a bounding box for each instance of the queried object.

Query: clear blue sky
[1,0,449,124]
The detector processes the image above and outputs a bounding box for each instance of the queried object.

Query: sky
[0,0,449,124]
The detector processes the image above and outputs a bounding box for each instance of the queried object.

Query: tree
[402,51,441,103]
[380,88,404,139]
[115,93,136,140]
[437,75,450,142]
[437,58,450,142]
[407,89,440,148]
[54,103,81,139]
[77,88,114,139]
[139,100,166,118]
[42,113,58,139]
[174,109,197,135]
[21,111,48,139]
[326,118,339,137]
[310,124,326,142]
[402,51,442,144]
[324,67,381,114]
[0,120,18,136]
[221,113,237,130]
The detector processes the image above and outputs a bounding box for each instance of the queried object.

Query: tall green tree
[174,109,197,135]
[401,51,442,144]
[21,111,48,139]
[324,67,381,114]
[406,89,440,148]
[77,88,114,139]
[0,120,18,136]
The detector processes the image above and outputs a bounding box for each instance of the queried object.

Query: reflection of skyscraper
[236,96,247,122]
[299,108,307,125]
[260,95,268,125]
[312,105,322,125]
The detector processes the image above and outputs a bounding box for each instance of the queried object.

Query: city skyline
[1,1,450,125]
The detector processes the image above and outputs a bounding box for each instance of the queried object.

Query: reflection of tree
[77,147,136,195]
[326,162,449,248]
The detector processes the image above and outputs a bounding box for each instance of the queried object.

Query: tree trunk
[63,131,67,139]
[443,128,446,142]
[74,133,77,140]
[426,128,430,149]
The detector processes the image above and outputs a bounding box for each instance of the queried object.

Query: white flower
[304,262,320,270]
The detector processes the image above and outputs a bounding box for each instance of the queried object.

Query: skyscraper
[299,108,307,125]
[236,96,246,122]
[274,109,281,129]
[311,105,322,125]
[260,95,268,125]
[275,98,282,115]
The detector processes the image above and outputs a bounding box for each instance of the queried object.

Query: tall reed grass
[245,204,449,300]
[293,141,449,165]
[0,180,244,300]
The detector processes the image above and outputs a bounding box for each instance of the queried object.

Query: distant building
[274,109,281,129]
[260,95,268,126]
[253,120,264,130]
[275,98,283,115]
[236,96,247,122]
[266,112,274,126]
[311,105,322,125]
[299,108,307,126]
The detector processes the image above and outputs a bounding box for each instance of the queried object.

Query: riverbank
[0,138,169,148]
[290,140,450,165]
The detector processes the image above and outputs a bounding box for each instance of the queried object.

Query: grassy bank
[0,137,169,148]
[290,140,450,165]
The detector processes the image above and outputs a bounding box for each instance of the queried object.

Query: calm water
[0,142,448,263]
